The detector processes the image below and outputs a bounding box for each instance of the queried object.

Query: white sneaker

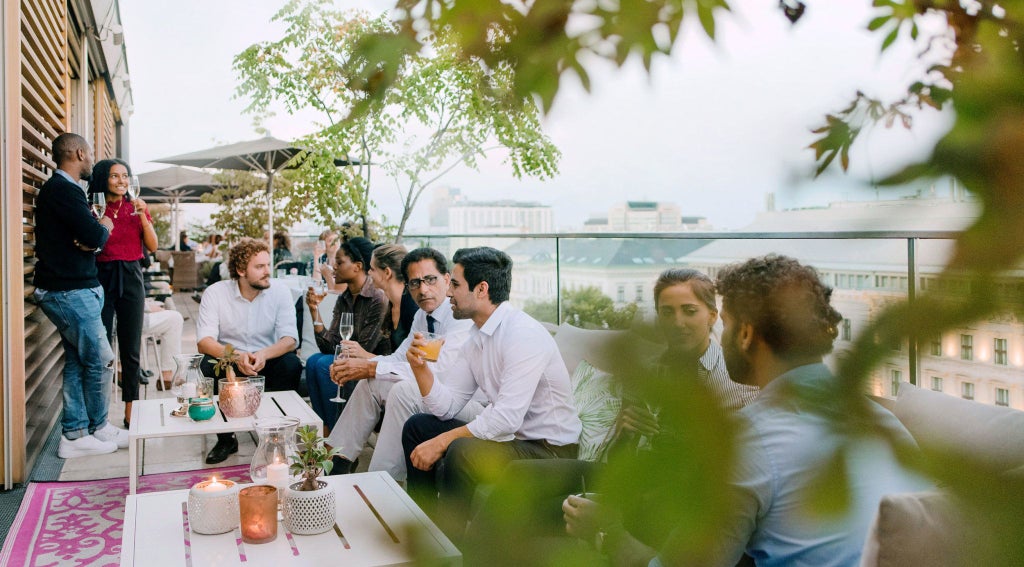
[93,422,129,449]
[58,435,117,458]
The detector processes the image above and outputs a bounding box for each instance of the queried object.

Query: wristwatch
[595,530,608,554]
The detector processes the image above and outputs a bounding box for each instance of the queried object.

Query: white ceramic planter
[283,480,336,535]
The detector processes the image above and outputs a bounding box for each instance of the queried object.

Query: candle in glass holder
[188,478,239,535]
[267,462,289,487]
[182,382,198,399]
[239,485,278,544]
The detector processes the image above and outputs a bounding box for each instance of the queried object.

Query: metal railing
[403,230,967,387]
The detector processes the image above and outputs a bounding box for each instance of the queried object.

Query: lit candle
[204,476,227,492]
[267,463,289,487]
[239,485,278,544]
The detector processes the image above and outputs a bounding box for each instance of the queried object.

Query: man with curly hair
[564,255,928,566]
[196,237,301,463]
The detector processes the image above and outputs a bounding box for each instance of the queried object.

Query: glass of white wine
[128,176,142,215]
[90,192,106,219]
[330,312,354,403]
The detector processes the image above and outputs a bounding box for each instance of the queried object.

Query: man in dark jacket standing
[33,133,128,458]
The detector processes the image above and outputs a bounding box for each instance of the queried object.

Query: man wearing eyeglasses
[325,247,483,478]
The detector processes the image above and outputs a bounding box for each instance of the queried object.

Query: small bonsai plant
[290,425,342,491]
[213,344,239,380]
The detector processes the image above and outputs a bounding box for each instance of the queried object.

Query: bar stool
[140,333,163,394]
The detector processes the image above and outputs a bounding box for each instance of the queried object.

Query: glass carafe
[250,417,300,494]
[169,354,204,417]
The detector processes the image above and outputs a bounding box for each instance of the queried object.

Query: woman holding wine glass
[89,158,158,427]
[338,244,417,359]
[304,237,388,432]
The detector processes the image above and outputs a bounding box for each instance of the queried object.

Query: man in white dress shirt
[325,247,483,478]
[401,246,582,535]
[196,238,301,463]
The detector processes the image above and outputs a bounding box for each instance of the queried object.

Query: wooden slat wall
[20,0,68,477]
[92,80,114,159]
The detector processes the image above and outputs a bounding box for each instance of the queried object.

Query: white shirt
[372,298,474,382]
[196,279,299,352]
[422,302,582,446]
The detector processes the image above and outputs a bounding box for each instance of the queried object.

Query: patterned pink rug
[0,465,252,567]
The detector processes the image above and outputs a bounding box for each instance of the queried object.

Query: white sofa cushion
[552,323,662,376]
[859,491,966,567]
[894,382,1024,471]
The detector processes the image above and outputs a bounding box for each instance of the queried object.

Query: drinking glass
[330,343,347,403]
[90,192,106,219]
[128,176,142,215]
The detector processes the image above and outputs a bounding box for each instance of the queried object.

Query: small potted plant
[282,425,342,535]
[213,344,239,380]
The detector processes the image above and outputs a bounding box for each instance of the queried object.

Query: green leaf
[880,26,900,51]
[867,15,890,31]
[697,4,716,40]
[801,448,851,518]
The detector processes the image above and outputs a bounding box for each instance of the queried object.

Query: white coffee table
[121,471,461,566]
[128,391,322,494]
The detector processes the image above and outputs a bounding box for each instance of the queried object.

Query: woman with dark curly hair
[89,158,158,427]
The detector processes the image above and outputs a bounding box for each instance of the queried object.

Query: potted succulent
[212,343,239,379]
[282,425,342,534]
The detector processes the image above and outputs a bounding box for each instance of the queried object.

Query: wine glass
[330,344,348,403]
[128,176,142,215]
[330,312,354,403]
[90,192,106,219]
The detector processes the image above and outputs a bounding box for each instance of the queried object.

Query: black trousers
[97,260,146,403]
[402,413,578,538]
[200,352,302,443]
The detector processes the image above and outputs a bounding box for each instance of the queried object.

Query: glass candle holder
[239,485,278,544]
[187,478,239,534]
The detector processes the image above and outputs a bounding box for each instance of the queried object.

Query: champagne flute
[128,176,143,215]
[331,312,354,403]
[90,192,106,219]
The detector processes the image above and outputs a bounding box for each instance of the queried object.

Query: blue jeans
[34,286,114,439]
[305,352,355,429]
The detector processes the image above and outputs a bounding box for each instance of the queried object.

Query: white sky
[119,0,954,232]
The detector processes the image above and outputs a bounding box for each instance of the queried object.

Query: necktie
[426,315,436,333]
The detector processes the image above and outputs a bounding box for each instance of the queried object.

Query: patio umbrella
[137,166,222,250]
[153,135,357,259]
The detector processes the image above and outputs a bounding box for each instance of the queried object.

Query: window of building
[994,338,1008,365]
[961,382,975,400]
[931,376,943,392]
[996,388,1010,407]
[930,334,942,356]
[616,285,625,303]
[635,284,643,302]
[891,335,902,352]
[841,319,851,341]
[890,369,902,397]
[960,334,973,361]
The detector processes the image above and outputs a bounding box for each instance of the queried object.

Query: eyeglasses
[407,274,440,290]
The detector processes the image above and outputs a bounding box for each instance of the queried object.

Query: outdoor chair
[170,251,203,291]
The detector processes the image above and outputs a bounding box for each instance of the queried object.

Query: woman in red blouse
[89,159,158,427]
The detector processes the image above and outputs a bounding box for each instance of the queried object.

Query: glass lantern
[169,353,204,417]
[250,416,301,496]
